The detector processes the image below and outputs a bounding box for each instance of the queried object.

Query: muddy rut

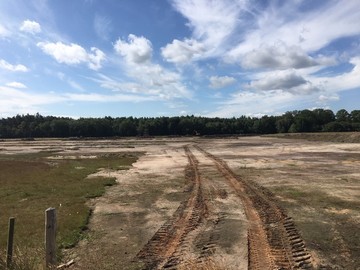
[136,145,312,269]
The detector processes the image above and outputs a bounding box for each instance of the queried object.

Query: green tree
[117,118,137,136]
[312,109,335,130]
[51,119,70,137]
[275,112,294,133]
[253,116,277,134]
[289,110,317,132]
[350,110,360,122]
[336,109,350,122]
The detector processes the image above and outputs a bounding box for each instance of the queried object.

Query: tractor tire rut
[194,145,312,270]
[136,146,208,269]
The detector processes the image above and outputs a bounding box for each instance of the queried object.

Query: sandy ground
[197,137,360,269]
[0,136,359,269]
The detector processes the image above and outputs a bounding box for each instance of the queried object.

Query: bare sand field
[0,136,359,269]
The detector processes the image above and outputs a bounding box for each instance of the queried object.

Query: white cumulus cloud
[209,76,236,89]
[114,34,152,64]
[161,38,205,64]
[37,42,105,70]
[0,59,28,72]
[20,20,41,34]
[88,47,106,70]
[6,82,27,89]
[112,34,192,100]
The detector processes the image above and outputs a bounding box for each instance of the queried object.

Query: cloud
[96,65,191,100]
[170,0,245,49]
[209,75,236,89]
[94,14,112,40]
[227,1,360,61]
[20,20,41,34]
[250,71,306,90]
[0,59,29,72]
[208,54,360,117]
[310,57,360,93]
[93,74,140,94]
[6,82,27,89]
[206,90,298,117]
[164,0,249,63]
[169,0,360,70]
[88,47,106,70]
[114,34,152,64]
[0,24,9,37]
[37,42,105,70]
[131,64,192,99]
[241,44,318,70]
[113,34,192,100]
[0,86,65,116]
[54,71,84,91]
[68,80,84,91]
[65,93,154,103]
[318,94,339,104]
[161,38,205,64]
[249,70,320,95]
[0,85,153,117]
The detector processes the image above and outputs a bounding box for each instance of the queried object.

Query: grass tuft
[0,246,45,270]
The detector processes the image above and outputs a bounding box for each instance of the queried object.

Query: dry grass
[69,256,226,270]
[0,151,139,268]
[177,256,227,270]
[0,246,45,270]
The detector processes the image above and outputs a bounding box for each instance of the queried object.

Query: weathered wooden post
[6,217,15,268]
[45,208,57,268]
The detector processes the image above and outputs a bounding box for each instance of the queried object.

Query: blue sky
[0,0,359,118]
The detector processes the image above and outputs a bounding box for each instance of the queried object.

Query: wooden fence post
[45,208,57,268]
[6,217,15,268]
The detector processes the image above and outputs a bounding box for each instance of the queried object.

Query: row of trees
[0,109,359,138]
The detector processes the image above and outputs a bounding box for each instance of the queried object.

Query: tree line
[0,109,359,138]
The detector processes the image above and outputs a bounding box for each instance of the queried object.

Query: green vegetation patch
[0,152,139,251]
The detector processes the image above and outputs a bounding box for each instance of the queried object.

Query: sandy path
[136,146,207,269]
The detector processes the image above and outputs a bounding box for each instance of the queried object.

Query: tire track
[194,145,312,270]
[135,146,208,269]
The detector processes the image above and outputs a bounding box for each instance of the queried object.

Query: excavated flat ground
[0,136,358,269]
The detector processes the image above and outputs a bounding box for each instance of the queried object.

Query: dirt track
[194,145,311,269]
[136,146,207,269]
[135,145,311,269]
